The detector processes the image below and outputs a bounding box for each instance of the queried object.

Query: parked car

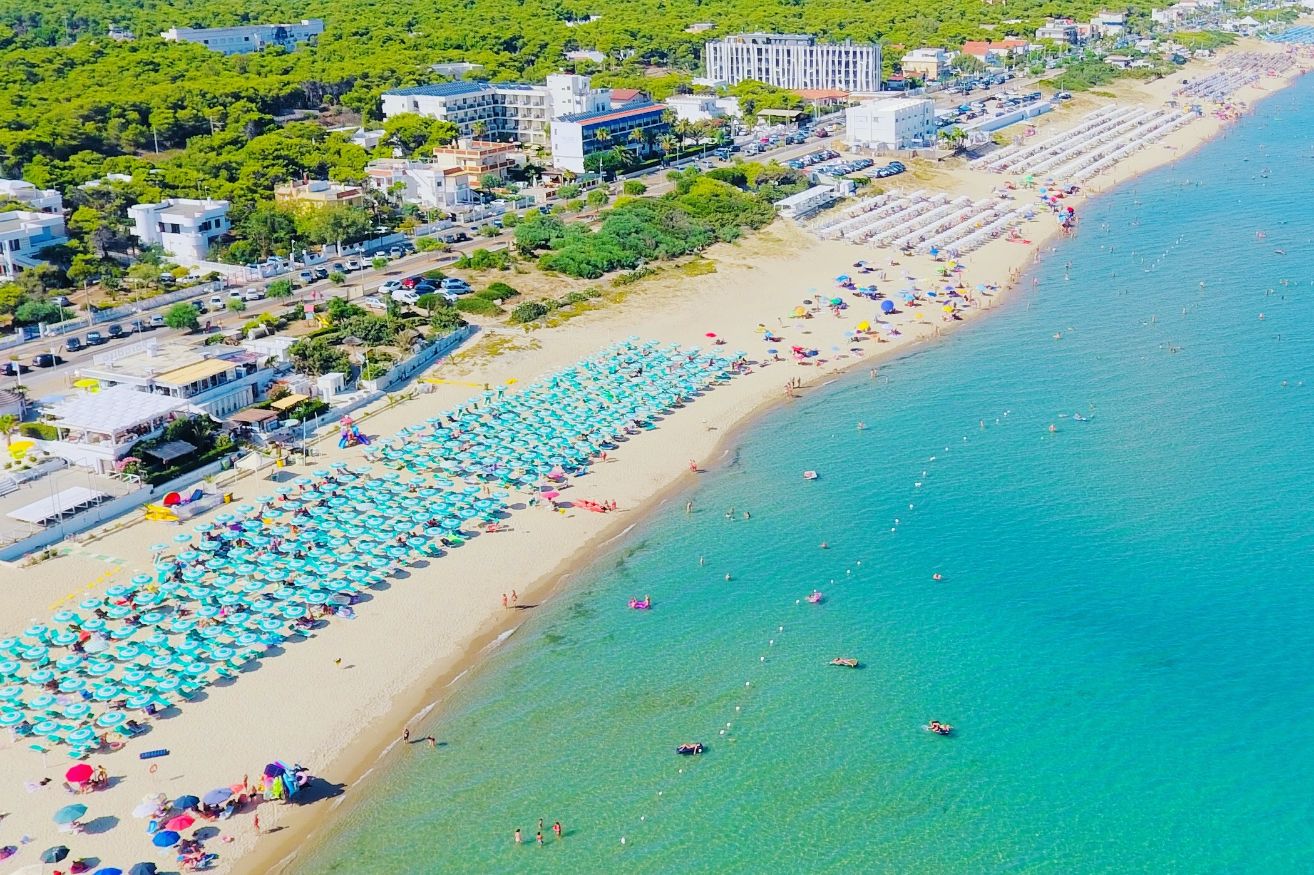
[150,314,165,328]
[388,246,406,258]
[107,324,125,339]
[128,319,148,334]
[346,257,362,271]
[379,280,403,294]
[86,330,105,345]
[191,300,207,313]
[31,353,63,368]
[439,278,472,294]
[65,336,82,352]
[330,262,348,275]
[297,270,315,285]
[313,267,329,280]
[0,362,30,375]
[400,275,425,290]
[391,289,420,305]
[360,295,388,310]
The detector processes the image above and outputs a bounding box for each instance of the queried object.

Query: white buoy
[735,706,741,711]
[745,681,751,687]
[621,837,626,845]
[760,656,765,662]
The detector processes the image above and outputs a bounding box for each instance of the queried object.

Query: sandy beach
[0,37,1305,874]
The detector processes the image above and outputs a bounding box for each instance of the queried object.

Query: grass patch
[680,258,717,277]
[446,334,542,371]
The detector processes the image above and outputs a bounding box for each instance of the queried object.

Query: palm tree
[0,413,18,448]
[593,128,612,147]
[471,120,488,139]
[657,133,678,162]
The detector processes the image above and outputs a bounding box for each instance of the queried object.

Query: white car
[346,257,362,271]
[360,295,388,310]
[391,289,420,305]
[243,289,265,302]
[208,295,226,309]
[379,280,403,294]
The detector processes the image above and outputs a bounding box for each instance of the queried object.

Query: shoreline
[253,44,1311,874]
[0,37,1304,875]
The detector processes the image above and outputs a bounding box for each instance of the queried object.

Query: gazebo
[43,385,187,471]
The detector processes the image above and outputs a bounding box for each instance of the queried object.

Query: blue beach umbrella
[0,708,26,726]
[96,710,127,728]
[151,830,180,848]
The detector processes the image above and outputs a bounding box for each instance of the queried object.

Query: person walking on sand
[511,589,518,605]
[502,593,508,609]
[253,813,261,835]
[402,727,410,743]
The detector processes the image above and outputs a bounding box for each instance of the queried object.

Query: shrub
[586,188,609,208]
[454,296,503,316]
[328,271,346,285]
[430,308,468,332]
[163,302,200,331]
[415,237,442,252]
[479,282,519,302]
[19,422,59,440]
[423,269,446,280]
[562,291,590,305]
[225,298,246,312]
[564,198,585,213]
[557,183,581,199]
[371,256,390,270]
[265,279,294,299]
[613,266,657,286]
[509,301,549,324]
[454,249,512,271]
[622,180,648,196]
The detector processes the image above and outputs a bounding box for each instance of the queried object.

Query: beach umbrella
[94,869,124,875]
[97,710,127,728]
[67,726,97,745]
[66,763,94,783]
[880,300,895,313]
[128,863,158,875]
[151,830,180,848]
[29,692,55,709]
[92,683,121,701]
[131,800,158,817]
[202,787,231,806]
[164,814,194,831]
[41,845,70,863]
[53,804,87,825]
[62,702,91,720]
[173,794,200,810]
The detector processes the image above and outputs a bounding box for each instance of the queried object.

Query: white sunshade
[8,486,109,525]
[46,384,186,434]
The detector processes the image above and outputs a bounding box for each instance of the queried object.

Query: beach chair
[28,742,49,755]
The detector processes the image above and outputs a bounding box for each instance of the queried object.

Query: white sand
[0,39,1303,874]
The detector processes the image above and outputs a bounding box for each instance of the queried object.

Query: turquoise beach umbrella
[0,709,26,726]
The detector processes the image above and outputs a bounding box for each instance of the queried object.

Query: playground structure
[339,415,371,449]
[143,488,222,522]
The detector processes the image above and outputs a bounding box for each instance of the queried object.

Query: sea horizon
[289,72,1314,874]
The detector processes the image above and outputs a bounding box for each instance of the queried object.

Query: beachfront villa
[0,178,63,213]
[127,198,230,263]
[40,384,188,472]
[0,210,69,278]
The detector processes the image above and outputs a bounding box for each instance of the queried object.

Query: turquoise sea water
[296,78,1314,874]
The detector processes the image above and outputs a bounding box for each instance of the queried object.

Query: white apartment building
[381,80,555,147]
[546,73,611,118]
[160,19,324,55]
[0,179,63,213]
[364,159,475,210]
[549,102,671,173]
[664,94,741,123]
[128,198,230,263]
[703,33,881,92]
[845,98,936,150]
[0,211,69,278]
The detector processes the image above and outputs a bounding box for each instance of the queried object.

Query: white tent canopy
[8,486,109,525]
[47,385,186,435]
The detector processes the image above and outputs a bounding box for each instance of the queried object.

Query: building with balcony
[1036,21,1081,44]
[900,48,949,81]
[381,81,554,147]
[431,139,525,180]
[160,18,324,55]
[703,33,880,92]
[0,179,63,213]
[0,211,69,278]
[845,97,936,150]
[273,179,366,209]
[128,198,229,263]
[75,340,272,419]
[549,102,671,173]
[364,159,476,209]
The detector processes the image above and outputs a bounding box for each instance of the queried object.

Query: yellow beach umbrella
[942,304,954,313]
[857,321,871,332]
[9,440,34,458]
[792,307,806,317]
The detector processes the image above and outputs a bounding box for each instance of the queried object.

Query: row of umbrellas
[0,339,737,760]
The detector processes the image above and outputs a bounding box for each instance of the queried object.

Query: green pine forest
[3,0,1152,196]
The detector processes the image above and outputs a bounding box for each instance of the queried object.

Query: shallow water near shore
[294,76,1314,874]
